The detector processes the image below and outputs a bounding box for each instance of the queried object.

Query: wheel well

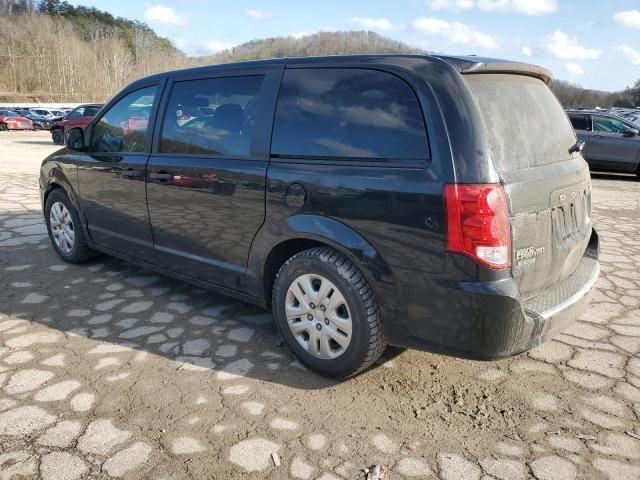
[263,238,326,306]
[43,182,61,208]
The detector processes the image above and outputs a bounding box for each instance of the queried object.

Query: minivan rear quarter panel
[248,58,460,321]
[250,57,527,348]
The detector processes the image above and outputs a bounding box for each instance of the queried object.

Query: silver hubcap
[49,201,74,254]
[285,273,352,359]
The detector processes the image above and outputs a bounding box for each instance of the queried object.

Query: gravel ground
[1,130,639,480]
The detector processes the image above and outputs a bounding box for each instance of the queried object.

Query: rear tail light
[444,183,511,269]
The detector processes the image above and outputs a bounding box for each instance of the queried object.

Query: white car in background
[628,112,640,128]
[29,108,67,119]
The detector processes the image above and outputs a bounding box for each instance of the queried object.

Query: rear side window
[160,75,264,156]
[569,114,588,131]
[592,115,630,134]
[271,68,428,160]
[465,74,576,172]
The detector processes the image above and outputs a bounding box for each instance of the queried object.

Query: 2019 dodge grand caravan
[40,55,599,378]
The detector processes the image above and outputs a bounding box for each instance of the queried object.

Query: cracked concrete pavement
[0,130,639,479]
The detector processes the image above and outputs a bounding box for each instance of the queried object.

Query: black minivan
[40,55,599,378]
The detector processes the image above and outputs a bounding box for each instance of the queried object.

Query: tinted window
[160,75,264,156]
[84,106,101,116]
[569,114,588,131]
[271,68,428,160]
[92,86,157,153]
[592,115,630,134]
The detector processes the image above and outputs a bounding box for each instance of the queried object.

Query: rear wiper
[569,140,585,154]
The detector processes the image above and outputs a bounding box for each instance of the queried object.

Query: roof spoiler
[434,55,553,84]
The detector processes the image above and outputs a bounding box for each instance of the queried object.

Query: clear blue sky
[70,0,640,92]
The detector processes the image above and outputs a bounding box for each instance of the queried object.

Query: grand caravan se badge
[516,246,545,268]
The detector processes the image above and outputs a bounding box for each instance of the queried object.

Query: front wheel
[272,247,386,378]
[51,128,63,145]
[44,189,98,263]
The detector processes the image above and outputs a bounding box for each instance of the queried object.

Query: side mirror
[65,128,86,150]
[622,128,639,137]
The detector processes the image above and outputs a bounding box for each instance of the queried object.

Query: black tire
[51,128,63,145]
[272,247,386,378]
[0,123,7,132]
[44,189,98,263]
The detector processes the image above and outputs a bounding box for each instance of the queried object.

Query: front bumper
[390,229,600,359]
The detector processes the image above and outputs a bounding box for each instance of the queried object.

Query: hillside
[204,31,420,64]
[0,0,637,106]
[0,2,421,103]
[551,79,639,109]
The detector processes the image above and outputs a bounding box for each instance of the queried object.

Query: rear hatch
[464,73,592,300]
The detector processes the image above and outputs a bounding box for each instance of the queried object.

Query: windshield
[465,74,576,172]
[0,110,18,116]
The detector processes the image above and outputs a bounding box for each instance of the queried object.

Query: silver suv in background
[568,110,640,176]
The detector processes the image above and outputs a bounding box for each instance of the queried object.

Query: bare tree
[0,7,636,106]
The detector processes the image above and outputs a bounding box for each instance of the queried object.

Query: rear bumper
[390,229,600,359]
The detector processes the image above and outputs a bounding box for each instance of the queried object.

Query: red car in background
[0,110,33,131]
[50,103,103,144]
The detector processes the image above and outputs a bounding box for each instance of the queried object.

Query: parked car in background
[0,109,33,130]
[41,55,599,378]
[568,110,640,176]
[627,112,640,128]
[50,103,103,144]
[30,107,67,119]
[16,110,53,130]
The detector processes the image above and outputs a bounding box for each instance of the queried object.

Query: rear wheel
[51,128,63,145]
[44,189,98,263]
[0,123,7,132]
[272,247,386,378]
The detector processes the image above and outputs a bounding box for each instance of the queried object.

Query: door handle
[149,172,173,181]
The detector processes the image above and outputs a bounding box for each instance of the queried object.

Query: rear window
[271,68,428,161]
[465,74,576,172]
[592,115,631,134]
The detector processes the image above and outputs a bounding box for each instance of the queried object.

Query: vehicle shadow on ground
[13,139,56,146]
[590,172,639,182]
[0,213,404,391]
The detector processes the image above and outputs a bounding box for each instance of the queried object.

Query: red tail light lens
[444,183,511,269]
